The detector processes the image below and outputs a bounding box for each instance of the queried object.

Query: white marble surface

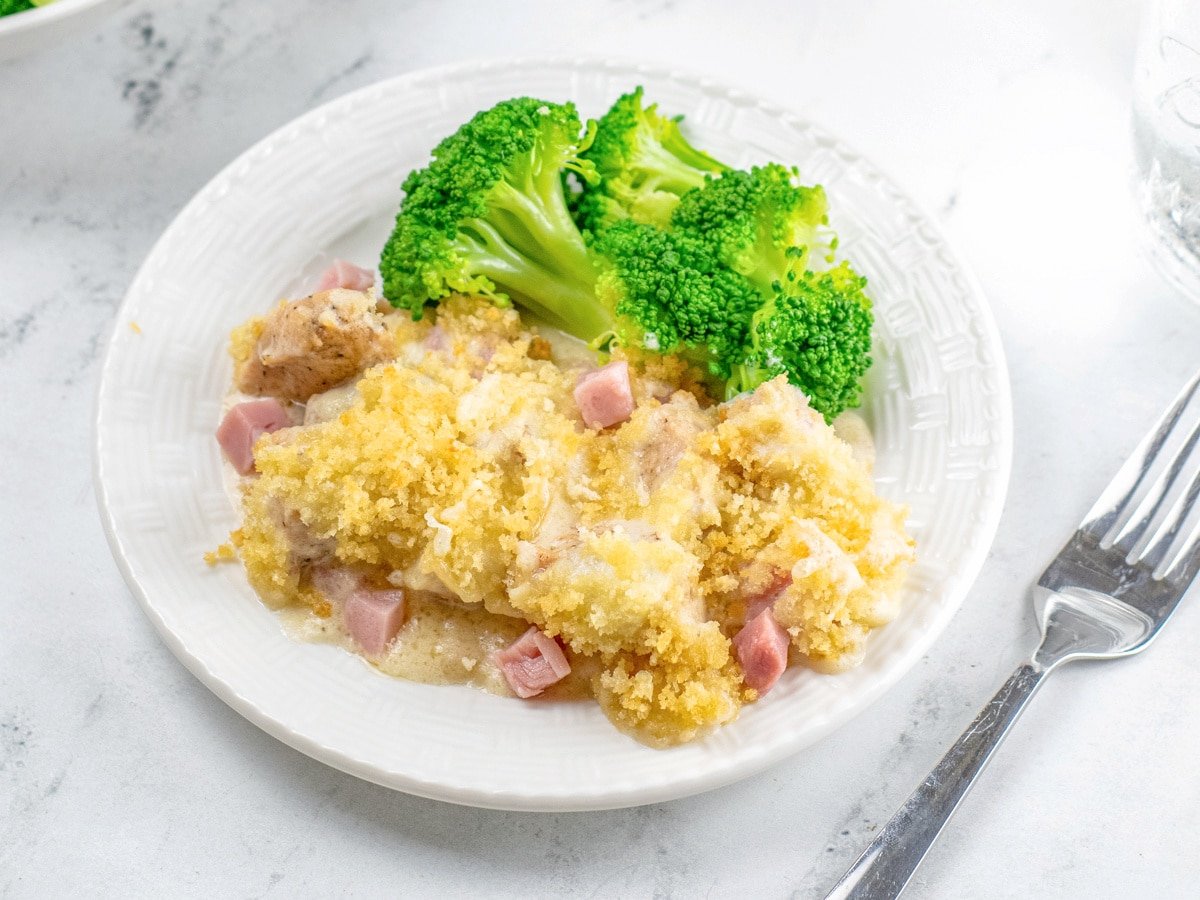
[3,0,1199,896]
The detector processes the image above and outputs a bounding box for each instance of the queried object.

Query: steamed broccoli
[670,164,833,290]
[726,263,873,418]
[591,220,760,376]
[574,87,727,234]
[380,98,756,372]
[0,0,35,17]
[380,92,875,422]
[380,97,610,336]
[670,164,872,419]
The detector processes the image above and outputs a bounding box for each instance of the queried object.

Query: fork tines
[1082,371,1200,580]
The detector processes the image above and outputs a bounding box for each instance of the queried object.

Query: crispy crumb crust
[232,296,914,745]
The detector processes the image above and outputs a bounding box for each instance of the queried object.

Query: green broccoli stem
[634,138,720,196]
[724,362,769,400]
[742,253,793,298]
[454,219,616,341]
[658,129,727,180]
[489,179,594,279]
[484,261,613,339]
[673,344,737,396]
[494,155,619,339]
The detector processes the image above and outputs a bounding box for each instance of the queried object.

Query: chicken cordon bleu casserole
[210,90,915,747]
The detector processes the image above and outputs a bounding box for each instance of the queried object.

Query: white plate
[94,59,1012,811]
[0,0,131,62]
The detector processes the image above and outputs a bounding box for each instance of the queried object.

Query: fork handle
[825,662,1048,899]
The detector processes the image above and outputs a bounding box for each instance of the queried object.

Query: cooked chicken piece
[236,289,394,402]
[516,491,582,575]
[632,395,709,496]
[275,501,335,567]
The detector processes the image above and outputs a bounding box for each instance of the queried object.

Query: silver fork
[827,370,1200,899]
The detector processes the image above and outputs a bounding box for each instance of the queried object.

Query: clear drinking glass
[1133,0,1200,300]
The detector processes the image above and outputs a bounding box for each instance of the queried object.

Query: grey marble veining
[3,0,1200,897]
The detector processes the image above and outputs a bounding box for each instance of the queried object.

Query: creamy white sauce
[278,592,594,699]
[302,382,359,425]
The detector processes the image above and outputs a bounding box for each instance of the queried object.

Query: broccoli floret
[0,0,35,16]
[379,97,757,375]
[380,93,874,420]
[575,87,727,233]
[591,220,761,375]
[672,165,872,417]
[727,262,874,420]
[380,97,614,338]
[671,164,833,291]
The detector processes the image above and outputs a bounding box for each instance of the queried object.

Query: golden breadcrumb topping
[228,315,265,369]
[203,541,238,566]
[231,295,914,745]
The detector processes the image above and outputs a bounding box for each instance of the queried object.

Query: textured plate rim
[94,56,1013,811]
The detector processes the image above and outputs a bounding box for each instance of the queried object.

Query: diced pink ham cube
[314,259,376,293]
[574,361,635,429]
[215,398,291,475]
[311,568,406,655]
[343,587,406,655]
[733,609,791,695]
[495,626,571,698]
